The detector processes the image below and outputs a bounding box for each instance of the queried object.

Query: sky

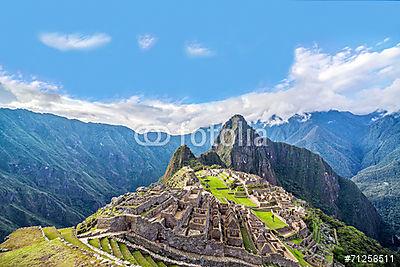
[1,1,400,134]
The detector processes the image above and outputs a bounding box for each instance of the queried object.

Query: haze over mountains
[0,107,399,247]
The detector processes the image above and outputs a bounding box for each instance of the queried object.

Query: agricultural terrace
[198,173,256,207]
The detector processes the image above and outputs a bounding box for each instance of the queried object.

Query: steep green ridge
[212,114,387,244]
[306,209,399,266]
[352,113,400,238]
[0,108,210,241]
[258,110,400,240]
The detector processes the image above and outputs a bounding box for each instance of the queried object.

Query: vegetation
[42,226,61,240]
[145,255,159,267]
[199,175,256,207]
[306,209,400,266]
[110,238,123,258]
[0,227,100,267]
[240,226,257,254]
[59,227,92,252]
[132,250,153,267]
[88,238,101,249]
[252,211,287,230]
[285,245,310,267]
[0,108,198,241]
[118,242,138,264]
[0,227,44,251]
[100,237,112,254]
[289,237,302,245]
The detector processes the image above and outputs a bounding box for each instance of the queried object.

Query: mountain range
[0,108,209,241]
[0,108,399,248]
[211,115,390,244]
[260,110,400,238]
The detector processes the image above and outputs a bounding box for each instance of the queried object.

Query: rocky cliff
[162,145,197,182]
[212,114,386,244]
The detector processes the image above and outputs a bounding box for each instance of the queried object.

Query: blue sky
[1,0,399,102]
[1,1,400,133]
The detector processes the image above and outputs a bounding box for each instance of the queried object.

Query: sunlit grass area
[252,210,287,230]
[88,238,100,249]
[199,175,256,207]
[119,242,138,264]
[42,226,61,240]
[59,227,93,252]
[100,237,112,254]
[285,245,310,267]
[0,227,99,267]
[0,227,44,251]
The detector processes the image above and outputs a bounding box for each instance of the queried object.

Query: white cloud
[185,41,214,57]
[39,32,111,51]
[1,42,400,134]
[137,34,157,50]
[377,37,390,46]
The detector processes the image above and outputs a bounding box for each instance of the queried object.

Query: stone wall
[97,215,130,232]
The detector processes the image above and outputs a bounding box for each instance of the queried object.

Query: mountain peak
[214,114,258,151]
[162,145,196,182]
[223,114,250,130]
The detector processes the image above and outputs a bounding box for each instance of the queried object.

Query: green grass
[88,238,100,249]
[59,227,93,252]
[42,226,61,240]
[290,237,302,245]
[100,237,112,254]
[285,245,310,267]
[312,219,321,243]
[240,226,257,254]
[0,227,44,251]
[110,239,123,258]
[0,237,99,267]
[252,211,287,230]
[199,175,256,207]
[119,242,138,264]
[326,254,333,263]
[132,251,152,267]
[145,255,159,267]
[157,262,168,267]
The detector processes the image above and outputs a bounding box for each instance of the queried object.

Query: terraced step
[132,250,152,267]
[110,239,123,259]
[156,261,168,267]
[88,238,101,249]
[145,255,159,267]
[118,242,138,264]
[42,226,61,240]
[100,237,112,254]
[59,227,93,252]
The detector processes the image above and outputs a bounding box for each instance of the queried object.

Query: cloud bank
[1,42,400,134]
[39,32,111,51]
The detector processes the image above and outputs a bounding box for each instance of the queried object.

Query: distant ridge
[211,114,390,245]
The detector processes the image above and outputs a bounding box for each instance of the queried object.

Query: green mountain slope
[212,115,389,245]
[352,113,400,237]
[261,110,400,239]
[0,108,210,241]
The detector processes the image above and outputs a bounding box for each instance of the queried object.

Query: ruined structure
[76,168,321,266]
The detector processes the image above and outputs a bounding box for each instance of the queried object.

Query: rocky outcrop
[198,151,226,167]
[213,115,277,184]
[163,145,197,182]
[211,114,385,243]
